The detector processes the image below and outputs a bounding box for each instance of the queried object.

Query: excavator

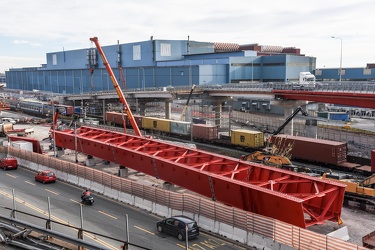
[241,106,308,170]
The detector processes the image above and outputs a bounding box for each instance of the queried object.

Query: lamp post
[331,36,342,83]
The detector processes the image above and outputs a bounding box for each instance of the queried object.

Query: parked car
[0,157,18,170]
[35,170,56,184]
[156,215,199,241]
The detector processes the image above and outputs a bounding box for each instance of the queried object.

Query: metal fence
[4,146,368,250]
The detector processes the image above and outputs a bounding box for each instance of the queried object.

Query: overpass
[65,82,375,113]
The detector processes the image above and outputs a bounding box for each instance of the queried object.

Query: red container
[271,135,347,165]
[106,112,143,129]
[106,111,122,125]
[371,150,375,173]
[192,124,218,140]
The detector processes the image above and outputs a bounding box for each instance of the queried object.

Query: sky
[1,0,374,73]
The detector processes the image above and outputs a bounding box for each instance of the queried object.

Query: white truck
[291,72,316,89]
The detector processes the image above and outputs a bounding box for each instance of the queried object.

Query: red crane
[90,37,142,137]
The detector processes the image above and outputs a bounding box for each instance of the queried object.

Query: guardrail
[4,146,369,250]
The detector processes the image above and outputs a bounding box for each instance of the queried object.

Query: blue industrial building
[6,38,320,94]
[315,64,375,82]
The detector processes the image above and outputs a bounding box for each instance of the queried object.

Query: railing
[5,146,368,250]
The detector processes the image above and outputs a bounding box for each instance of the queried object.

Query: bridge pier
[165,100,171,119]
[271,100,310,136]
[212,97,231,127]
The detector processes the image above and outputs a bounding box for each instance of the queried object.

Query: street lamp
[331,36,343,83]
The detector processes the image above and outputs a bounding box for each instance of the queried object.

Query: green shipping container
[231,129,264,148]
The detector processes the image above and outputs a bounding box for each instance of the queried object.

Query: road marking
[25,181,36,186]
[0,190,119,250]
[70,199,82,205]
[45,189,59,195]
[134,225,155,235]
[98,210,117,219]
[6,173,17,179]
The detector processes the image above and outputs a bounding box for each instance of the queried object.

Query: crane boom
[181,84,195,121]
[89,37,142,137]
[272,106,308,136]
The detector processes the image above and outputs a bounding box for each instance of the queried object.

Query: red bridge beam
[54,126,346,228]
[272,90,375,108]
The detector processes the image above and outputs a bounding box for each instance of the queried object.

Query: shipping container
[329,112,349,121]
[192,124,218,140]
[142,117,170,133]
[271,135,347,165]
[317,112,328,119]
[106,112,143,129]
[106,111,122,125]
[170,121,191,136]
[231,129,264,148]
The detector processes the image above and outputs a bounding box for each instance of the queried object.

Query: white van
[1,118,17,124]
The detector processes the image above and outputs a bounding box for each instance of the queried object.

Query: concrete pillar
[213,105,222,126]
[118,165,129,177]
[139,102,146,116]
[284,107,294,135]
[165,100,172,119]
[163,182,174,191]
[305,119,318,138]
[86,155,96,167]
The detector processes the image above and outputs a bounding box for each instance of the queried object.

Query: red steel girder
[272,90,375,109]
[54,126,346,228]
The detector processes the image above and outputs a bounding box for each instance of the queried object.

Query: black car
[156,215,199,241]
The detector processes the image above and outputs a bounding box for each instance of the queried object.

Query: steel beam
[273,90,375,109]
[55,126,346,228]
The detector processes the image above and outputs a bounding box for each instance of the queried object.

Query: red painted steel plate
[54,126,346,228]
[272,90,375,109]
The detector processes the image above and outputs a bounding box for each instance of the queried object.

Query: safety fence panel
[250,213,274,238]
[274,221,293,246]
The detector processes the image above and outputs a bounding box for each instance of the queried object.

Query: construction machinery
[180,84,195,121]
[323,172,375,211]
[89,37,141,136]
[242,106,308,168]
[271,106,308,136]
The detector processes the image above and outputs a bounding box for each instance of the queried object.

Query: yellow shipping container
[142,117,171,133]
[231,129,264,148]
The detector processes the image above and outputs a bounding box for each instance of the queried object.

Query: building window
[364,68,371,75]
[52,54,57,65]
[133,45,141,60]
[160,43,171,56]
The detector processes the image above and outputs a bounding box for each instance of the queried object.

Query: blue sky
[1,0,374,73]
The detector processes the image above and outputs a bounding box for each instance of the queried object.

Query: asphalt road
[0,167,248,250]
